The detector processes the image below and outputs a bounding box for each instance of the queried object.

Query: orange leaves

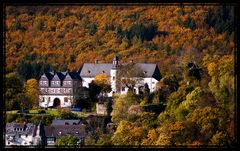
[94,74,110,85]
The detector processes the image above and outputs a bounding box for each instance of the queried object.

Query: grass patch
[29,109,38,114]
[46,109,60,116]
[6,110,19,114]
[73,111,88,118]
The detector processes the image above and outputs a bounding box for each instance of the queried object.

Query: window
[42,97,45,102]
[122,87,125,91]
[64,97,68,102]
[65,122,69,125]
[102,70,105,73]
[8,142,10,144]
[88,70,91,73]
[26,134,28,138]
[19,134,21,137]
[113,76,115,80]
[152,82,155,84]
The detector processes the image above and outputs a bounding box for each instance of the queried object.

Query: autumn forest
[4,4,236,146]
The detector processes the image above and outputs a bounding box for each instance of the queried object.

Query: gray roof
[137,63,158,77]
[40,72,54,81]
[51,120,82,126]
[80,63,161,79]
[64,72,82,81]
[80,63,113,77]
[6,123,37,136]
[51,72,66,81]
[40,71,81,81]
[44,125,86,139]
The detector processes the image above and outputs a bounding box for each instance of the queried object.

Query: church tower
[110,56,119,95]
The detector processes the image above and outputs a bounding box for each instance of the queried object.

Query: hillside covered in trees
[5,5,235,146]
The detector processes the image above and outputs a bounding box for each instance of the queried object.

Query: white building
[38,71,82,108]
[38,56,161,108]
[80,56,161,96]
[5,122,42,147]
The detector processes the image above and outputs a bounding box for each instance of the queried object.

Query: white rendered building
[80,56,161,96]
[38,56,161,108]
[38,71,82,108]
[5,122,42,147]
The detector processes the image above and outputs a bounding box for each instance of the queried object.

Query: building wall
[96,103,107,115]
[5,135,34,146]
[5,125,41,146]
[81,77,94,88]
[110,68,117,96]
[39,95,73,108]
[120,77,159,94]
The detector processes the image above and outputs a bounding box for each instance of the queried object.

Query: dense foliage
[5,5,235,147]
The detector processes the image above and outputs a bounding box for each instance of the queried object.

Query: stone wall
[96,103,107,115]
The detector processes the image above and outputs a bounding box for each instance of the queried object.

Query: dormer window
[88,70,91,74]
[102,70,105,73]
[144,71,147,74]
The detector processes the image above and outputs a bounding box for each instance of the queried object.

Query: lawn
[6,110,19,114]
[45,109,60,116]
[29,109,38,114]
[7,108,93,119]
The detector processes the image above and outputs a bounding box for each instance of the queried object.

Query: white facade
[81,77,94,88]
[5,123,41,147]
[38,71,81,108]
[39,95,74,108]
[110,68,117,96]
[120,77,158,95]
[81,76,159,96]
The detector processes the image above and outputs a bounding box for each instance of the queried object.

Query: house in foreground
[5,122,42,147]
[44,120,86,147]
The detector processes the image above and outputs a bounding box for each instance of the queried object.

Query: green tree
[5,72,25,110]
[59,110,78,119]
[111,92,139,124]
[55,136,78,147]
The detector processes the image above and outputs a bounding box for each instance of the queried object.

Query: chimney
[95,59,98,64]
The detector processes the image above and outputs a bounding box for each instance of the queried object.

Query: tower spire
[112,56,120,68]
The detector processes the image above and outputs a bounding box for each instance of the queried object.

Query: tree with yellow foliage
[24,78,40,108]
